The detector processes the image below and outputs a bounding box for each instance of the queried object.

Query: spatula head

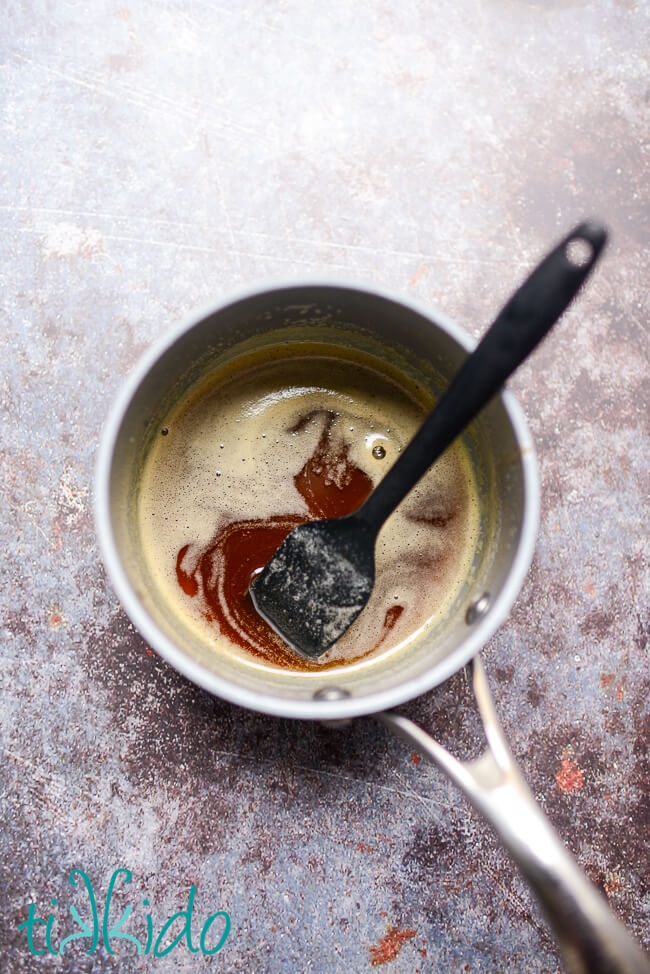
[249,516,376,659]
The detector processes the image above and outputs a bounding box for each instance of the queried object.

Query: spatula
[250,220,607,658]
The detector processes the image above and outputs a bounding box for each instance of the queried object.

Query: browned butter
[137,346,480,671]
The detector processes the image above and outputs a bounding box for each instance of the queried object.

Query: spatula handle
[359,220,607,531]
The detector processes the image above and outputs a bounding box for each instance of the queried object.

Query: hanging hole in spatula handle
[566,234,596,267]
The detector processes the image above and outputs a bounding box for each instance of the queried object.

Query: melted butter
[137,349,481,672]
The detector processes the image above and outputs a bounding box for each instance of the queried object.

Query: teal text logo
[18,869,230,958]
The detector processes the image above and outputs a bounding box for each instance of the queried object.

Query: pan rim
[94,277,540,721]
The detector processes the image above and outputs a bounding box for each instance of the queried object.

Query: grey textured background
[1,1,648,971]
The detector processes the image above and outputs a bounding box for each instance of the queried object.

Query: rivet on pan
[466,592,491,625]
[313,686,350,702]
[314,686,352,729]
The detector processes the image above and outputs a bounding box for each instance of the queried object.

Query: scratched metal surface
[1,1,648,971]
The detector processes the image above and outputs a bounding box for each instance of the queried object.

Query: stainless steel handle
[377,657,649,974]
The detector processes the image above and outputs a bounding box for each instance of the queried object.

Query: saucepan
[95,281,649,973]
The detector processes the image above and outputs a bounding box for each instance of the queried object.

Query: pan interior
[103,285,533,716]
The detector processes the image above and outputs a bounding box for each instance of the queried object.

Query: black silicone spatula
[250,221,607,659]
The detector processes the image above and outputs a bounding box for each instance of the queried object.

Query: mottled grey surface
[1,1,648,972]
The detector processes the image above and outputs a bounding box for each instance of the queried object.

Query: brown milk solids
[137,347,481,671]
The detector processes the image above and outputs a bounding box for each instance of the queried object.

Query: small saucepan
[95,281,649,973]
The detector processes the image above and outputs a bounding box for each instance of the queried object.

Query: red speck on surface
[369,925,417,966]
[582,579,595,595]
[50,519,62,552]
[49,610,63,627]
[356,842,375,853]
[408,266,428,287]
[556,749,584,793]
[410,752,421,765]
[616,678,625,702]
[600,672,615,688]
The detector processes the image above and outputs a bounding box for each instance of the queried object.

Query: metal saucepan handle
[376,657,650,974]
